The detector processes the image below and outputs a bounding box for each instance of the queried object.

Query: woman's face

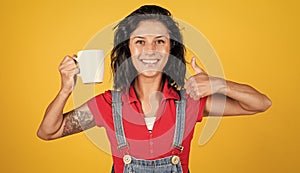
[129,20,170,78]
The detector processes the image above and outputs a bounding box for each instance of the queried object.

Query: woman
[37,5,271,173]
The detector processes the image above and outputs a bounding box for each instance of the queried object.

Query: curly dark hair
[111,5,186,90]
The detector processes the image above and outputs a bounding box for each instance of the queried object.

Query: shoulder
[86,90,113,112]
[185,91,208,121]
[91,90,112,104]
[86,90,114,127]
[91,89,131,105]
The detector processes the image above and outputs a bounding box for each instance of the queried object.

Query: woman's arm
[184,57,272,116]
[37,55,96,140]
[204,81,272,116]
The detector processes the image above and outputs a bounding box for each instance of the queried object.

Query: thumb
[191,57,204,74]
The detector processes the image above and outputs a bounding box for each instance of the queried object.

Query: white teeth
[141,59,159,64]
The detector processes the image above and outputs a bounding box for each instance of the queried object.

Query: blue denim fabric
[111,90,187,173]
[123,156,182,173]
[111,165,190,173]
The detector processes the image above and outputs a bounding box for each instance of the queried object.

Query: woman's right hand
[37,54,96,141]
[58,55,79,95]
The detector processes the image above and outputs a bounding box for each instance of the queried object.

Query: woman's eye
[135,40,145,44]
[156,40,165,44]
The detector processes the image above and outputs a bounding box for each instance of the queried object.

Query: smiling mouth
[140,59,160,64]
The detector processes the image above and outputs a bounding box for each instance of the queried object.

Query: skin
[37,20,272,140]
[129,21,171,116]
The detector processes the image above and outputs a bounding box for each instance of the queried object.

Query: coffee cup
[74,49,105,84]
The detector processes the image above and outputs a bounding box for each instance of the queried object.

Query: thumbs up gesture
[184,57,226,100]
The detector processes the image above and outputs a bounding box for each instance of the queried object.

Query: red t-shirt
[87,81,207,173]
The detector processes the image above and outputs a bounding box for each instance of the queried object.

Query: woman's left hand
[184,57,227,100]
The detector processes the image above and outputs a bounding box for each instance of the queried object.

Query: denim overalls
[111,90,186,173]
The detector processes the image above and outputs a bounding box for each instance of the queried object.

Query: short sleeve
[87,90,112,127]
[186,93,208,122]
[197,96,207,122]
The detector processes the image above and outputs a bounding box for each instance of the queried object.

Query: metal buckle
[171,155,180,165]
[119,145,131,164]
[175,145,184,151]
[123,154,132,164]
[172,145,184,155]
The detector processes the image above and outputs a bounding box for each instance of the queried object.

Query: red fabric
[87,81,207,173]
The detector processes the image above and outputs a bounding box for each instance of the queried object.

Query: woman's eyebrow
[132,36,146,39]
[154,35,168,39]
[131,35,169,39]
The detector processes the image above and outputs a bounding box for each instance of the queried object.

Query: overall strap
[112,89,187,153]
[111,91,128,150]
[172,89,186,152]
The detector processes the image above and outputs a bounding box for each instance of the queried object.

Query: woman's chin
[138,70,163,78]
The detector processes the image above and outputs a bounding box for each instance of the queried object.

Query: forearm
[223,80,272,112]
[37,90,70,140]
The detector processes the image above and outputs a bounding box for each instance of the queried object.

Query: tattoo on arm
[62,110,96,137]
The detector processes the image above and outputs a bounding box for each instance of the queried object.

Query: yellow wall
[1,0,299,172]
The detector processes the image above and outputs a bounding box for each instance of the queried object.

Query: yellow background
[1,0,299,172]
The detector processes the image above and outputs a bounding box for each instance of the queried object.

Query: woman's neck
[133,73,164,117]
[133,74,164,100]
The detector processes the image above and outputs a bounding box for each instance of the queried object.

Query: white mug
[74,49,105,84]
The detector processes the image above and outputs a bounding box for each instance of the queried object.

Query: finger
[190,89,205,100]
[185,78,206,99]
[61,55,73,64]
[59,61,77,71]
[185,82,198,96]
[184,77,193,92]
[59,55,78,68]
[191,57,205,74]
[61,55,78,65]
[61,58,76,66]
[184,75,198,91]
[74,67,80,75]
[72,54,78,64]
[190,91,201,100]
[190,84,201,96]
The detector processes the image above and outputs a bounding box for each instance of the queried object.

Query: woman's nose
[143,42,156,52]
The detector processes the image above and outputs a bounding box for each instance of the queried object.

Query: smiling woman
[110,6,186,91]
[37,4,271,173]
[129,20,170,78]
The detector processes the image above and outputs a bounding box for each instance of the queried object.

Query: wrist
[214,77,228,95]
[221,80,230,95]
[58,88,72,98]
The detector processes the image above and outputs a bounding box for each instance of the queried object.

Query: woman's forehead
[131,20,169,37]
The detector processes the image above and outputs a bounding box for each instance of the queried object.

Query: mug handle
[73,57,81,76]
